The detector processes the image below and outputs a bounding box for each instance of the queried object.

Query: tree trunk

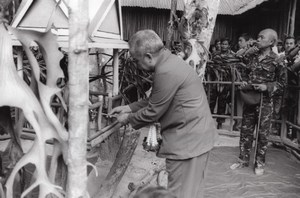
[94,127,140,198]
[66,0,89,197]
[166,0,177,50]
[179,0,220,81]
[288,0,297,36]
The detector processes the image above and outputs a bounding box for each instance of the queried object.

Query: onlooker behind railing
[208,37,235,129]
[233,33,254,131]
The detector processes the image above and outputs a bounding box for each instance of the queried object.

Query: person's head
[296,36,300,45]
[256,28,278,50]
[133,186,176,198]
[277,39,284,52]
[209,44,217,53]
[284,36,296,52]
[128,30,164,72]
[214,39,221,51]
[238,33,252,49]
[220,38,231,53]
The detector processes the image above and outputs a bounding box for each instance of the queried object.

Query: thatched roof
[121,0,269,15]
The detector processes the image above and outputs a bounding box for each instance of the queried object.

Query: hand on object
[244,46,259,56]
[252,84,267,92]
[109,105,131,116]
[116,113,129,126]
[239,81,248,89]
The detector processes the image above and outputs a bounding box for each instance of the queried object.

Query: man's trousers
[166,151,210,198]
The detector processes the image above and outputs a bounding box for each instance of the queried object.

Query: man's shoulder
[269,50,280,59]
[158,53,191,73]
[267,51,285,66]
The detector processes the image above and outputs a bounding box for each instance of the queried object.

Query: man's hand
[116,113,129,126]
[239,81,248,89]
[244,46,259,56]
[253,84,267,92]
[109,105,131,116]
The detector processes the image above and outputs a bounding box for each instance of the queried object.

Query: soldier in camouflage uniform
[208,38,235,129]
[231,29,286,175]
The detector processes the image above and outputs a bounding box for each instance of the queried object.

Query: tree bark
[179,0,220,81]
[66,0,89,197]
[288,0,297,36]
[166,0,177,50]
[94,127,140,198]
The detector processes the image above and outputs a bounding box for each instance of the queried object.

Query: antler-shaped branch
[7,26,68,141]
[0,24,67,197]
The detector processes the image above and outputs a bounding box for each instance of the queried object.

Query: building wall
[122,0,294,47]
[213,0,290,45]
[122,7,178,42]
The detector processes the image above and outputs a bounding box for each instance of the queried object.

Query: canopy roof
[121,0,269,15]
[10,0,128,49]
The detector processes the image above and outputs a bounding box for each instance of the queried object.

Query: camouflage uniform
[239,51,286,168]
[271,93,283,135]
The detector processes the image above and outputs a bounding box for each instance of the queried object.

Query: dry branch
[94,127,141,198]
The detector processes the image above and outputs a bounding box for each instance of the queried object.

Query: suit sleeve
[128,71,181,129]
[129,99,149,113]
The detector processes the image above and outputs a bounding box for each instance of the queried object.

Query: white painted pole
[66,0,89,197]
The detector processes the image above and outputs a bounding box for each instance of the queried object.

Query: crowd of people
[207,29,300,175]
[109,28,300,198]
[206,32,300,135]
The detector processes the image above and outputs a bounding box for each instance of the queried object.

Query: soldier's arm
[266,62,287,97]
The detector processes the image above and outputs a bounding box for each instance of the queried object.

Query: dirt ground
[87,126,240,198]
[1,126,300,198]
[88,126,300,198]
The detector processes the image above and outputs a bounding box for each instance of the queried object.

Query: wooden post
[297,76,300,145]
[97,95,103,130]
[289,0,297,36]
[16,47,23,79]
[113,49,119,96]
[286,0,292,35]
[230,66,235,131]
[166,0,177,50]
[66,0,89,197]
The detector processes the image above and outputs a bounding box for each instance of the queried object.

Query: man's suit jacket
[128,49,218,160]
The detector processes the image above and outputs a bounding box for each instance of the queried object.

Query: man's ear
[270,39,276,47]
[145,53,153,62]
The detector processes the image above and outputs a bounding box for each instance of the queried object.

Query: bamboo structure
[66,0,89,197]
